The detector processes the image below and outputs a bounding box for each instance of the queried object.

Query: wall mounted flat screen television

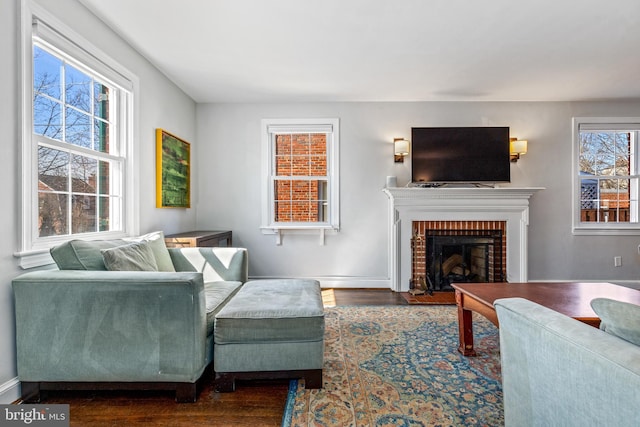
[411,127,510,184]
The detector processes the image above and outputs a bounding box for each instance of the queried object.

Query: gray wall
[195,101,640,284]
[1,0,197,402]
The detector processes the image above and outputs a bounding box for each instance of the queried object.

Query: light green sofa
[12,235,248,403]
[495,297,640,427]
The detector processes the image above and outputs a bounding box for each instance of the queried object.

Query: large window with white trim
[573,117,640,234]
[20,11,136,262]
[261,119,340,237]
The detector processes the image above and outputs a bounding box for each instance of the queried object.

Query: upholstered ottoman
[213,279,324,392]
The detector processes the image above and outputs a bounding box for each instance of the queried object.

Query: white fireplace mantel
[383,187,544,292]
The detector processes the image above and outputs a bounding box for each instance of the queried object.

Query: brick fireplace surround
[383,187,542,292]
[412,220,507,288]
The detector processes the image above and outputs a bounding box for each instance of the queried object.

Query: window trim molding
[16,0,140,267]
[260,118,340,242]
[572,116,640,235]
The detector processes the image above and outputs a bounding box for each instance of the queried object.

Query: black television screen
[411,127,510,183]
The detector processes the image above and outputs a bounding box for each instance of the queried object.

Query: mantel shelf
[383,187,544,201]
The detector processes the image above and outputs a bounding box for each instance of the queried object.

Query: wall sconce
[394,138,410,163]
[510,138,528,162]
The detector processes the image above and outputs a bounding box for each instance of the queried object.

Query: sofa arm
[495,297,640,427]
[168,247,248,283]
[13,270,207,383]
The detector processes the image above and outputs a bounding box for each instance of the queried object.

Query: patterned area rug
[283,305,502,427]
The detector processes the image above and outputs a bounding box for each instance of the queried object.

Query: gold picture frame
[156,129,191,208]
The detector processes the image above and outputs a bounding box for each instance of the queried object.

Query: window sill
[572,226,640,236]
[14,249,55,269]
[260,225,338,245]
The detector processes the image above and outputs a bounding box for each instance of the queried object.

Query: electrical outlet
[614,256,622,267]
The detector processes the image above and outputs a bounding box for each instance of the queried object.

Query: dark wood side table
[164,230,232,248]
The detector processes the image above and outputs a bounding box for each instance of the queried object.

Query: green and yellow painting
[156,129,190,208]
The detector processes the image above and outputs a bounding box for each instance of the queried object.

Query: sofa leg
[214,373,236,392]
[175,383,197,403]
[20,382,42,403]
[304,370,323,389]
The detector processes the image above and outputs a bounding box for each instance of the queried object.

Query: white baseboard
[0,377,20,404]
[248,276,391,289]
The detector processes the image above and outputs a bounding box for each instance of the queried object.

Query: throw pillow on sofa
[50,239,127,270]
[124,230,175,272]
[101,241,159,271]
[49,230,174,271]
[591,297,640,346]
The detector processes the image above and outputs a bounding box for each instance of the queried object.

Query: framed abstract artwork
[156,129,191,208]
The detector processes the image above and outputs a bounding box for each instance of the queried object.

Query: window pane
[291,133,309,155]
[310,155,326,175]
[292,156,310,176]
[310,133,327,156]
[38,146,68,191]
[72,194,96,233]
[94,83,110,121]
[38,193,68,237]
[614,132,631,176]
[291,134,310,176]
[71,154,97,193]
[275,154,292,176]
[94,118,110,153]
[65,64,91,113]
[65,108,91,148]
[580,178,598,209]
[291,180,311,198]
[98,160,110,195]
[33,46,61,99]
[275,134,291,155]
[33,94,62,139]
[600,179,630,223]
[580,131,630,176]
[98,196,110,231]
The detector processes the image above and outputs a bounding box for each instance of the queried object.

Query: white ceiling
[79,0,640,103]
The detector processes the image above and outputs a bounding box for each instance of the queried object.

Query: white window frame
[17,1,139,268]
[572,117,640,235]
[261,118,340,244]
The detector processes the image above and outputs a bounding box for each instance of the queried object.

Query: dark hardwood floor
[31,289,408,427]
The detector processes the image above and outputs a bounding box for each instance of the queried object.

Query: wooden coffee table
[452,282,640,356]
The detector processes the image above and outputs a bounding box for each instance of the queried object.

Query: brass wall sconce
[510,138,528,162]
[394,138,410,163]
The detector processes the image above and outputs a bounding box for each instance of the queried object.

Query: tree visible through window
[575,118,639,231]
[34,44,122,238]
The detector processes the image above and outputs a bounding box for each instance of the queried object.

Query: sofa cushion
[591,297,640,346]
[124,231,175,272]
[203,281,243,335]
[101,241,159,272]
[214,279,324,344]
[50,239,127,270]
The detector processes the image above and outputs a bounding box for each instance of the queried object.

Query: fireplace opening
[411,223,506,293]
[428,233,503,291]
